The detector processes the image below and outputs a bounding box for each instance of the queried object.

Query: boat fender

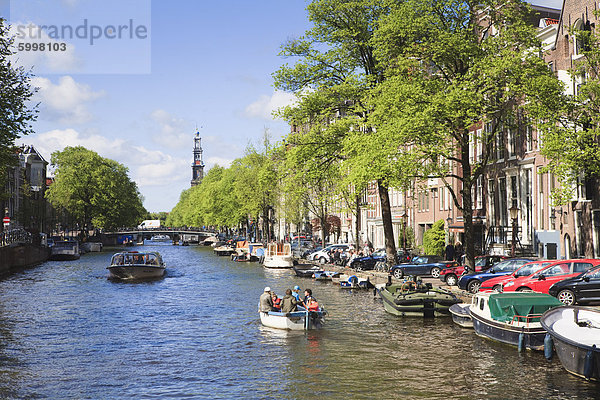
[518,329,525,353]
[544,333,553,360]
[349,275,358,284]
[584,345,596,380]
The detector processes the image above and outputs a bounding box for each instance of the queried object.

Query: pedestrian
[454,242,463,263]
[445,243,455,261]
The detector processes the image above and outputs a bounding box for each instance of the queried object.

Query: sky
[2,0,564,213]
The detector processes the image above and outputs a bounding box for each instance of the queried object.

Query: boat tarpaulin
[488,293,563,323]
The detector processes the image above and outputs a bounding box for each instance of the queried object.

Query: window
[476,176,483,210]
[573,263,592,273]
[525,124,533,152]
[543,264,569,277]
[510,175,518,209]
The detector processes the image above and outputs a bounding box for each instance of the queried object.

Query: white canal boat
[259,306,326,330]
[49,240,80,261]
[262,242,293,269]
[107,251,166,280]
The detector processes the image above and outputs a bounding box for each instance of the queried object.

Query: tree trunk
[377,180,398,265]
[355,195,361,248]
[460,131,475,269]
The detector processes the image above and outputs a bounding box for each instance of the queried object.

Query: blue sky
[3,0,563,212]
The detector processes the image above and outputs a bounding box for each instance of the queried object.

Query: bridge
[101,228,219,245]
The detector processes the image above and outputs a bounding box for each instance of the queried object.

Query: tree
[0,18,37,225]
[368,0,562,267]
[423,219,446,256]
[274,0,401,264]
[45,146,146,231]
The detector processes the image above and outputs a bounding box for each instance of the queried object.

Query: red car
[439,255,506,286]
[479,260,552,292]
[501,259,600,294]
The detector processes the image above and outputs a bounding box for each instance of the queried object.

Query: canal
[0,244,597,399]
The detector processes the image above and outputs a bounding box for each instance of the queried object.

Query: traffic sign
[2,217,9,224]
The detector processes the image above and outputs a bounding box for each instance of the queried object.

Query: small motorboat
[49,240,80,261]
[231,241,264,262]
[377,277,461,317]
[449,303,473,328]
[469,292,563,351]
[81,242,103,252]
[312,270,341,281]
[259,305,326,330]
[339,275,374,289]
[213,244,235,256]
[263,242,293,269]
[107,251,166,280]
[293,264,323,278]
[541,306,600,381]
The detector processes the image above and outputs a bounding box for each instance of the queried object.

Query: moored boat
[49,240,80,261]
[377,278,461,317]
[263,242,293,268]
[107,251,166,280]
[312,270,341,281]
[541,306,600,381]
[150,234,170,241]
[259,306,326,330]
[339,275,374,289]
[293,264,323,278]
[469,292,563,351]
[449,303,473,328]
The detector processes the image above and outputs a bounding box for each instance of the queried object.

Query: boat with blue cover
[312,270,341,280]
[339,275,374,289]
[469,292,562,351]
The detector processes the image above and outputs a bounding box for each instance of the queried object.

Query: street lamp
[401,211,409,257]
[509,205,519,257]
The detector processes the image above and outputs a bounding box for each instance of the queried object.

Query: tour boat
[449,303,473,328]
[541,306,600,381]
[107,251,166,280]
[49,240,80,261]
[259,305,326,330]
[150,234,170,241]
[377,278,461,317]
[262,242,293,268]
[469,292,563,351]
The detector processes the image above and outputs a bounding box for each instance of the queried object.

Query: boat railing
[509,313,544,326]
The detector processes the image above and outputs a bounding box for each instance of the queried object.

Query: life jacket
[307,299,319,311]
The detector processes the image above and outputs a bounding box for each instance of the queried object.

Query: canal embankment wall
[0,244,50,277]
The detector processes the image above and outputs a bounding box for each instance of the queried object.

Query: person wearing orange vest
[303,288,320,311]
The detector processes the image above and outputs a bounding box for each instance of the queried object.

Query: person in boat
[259,287,275,312]
[302,288,320,311]
[271,291,281,312]
[292,285,301,302]
[280,289,298,313]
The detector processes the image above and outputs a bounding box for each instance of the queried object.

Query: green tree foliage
[274,0,401,262]
[539,12,600,204]
[422,219,446,256]
[368,0,562,266]
[0,19,37,206]
[45,146,146,231]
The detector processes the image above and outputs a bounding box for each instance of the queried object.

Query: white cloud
[9,22,82,73]
[32,76,104,124]
[206,156,234,168]
[149,109,191,149]
[244,90,297,120]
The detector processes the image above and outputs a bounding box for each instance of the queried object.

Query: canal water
[0,244,597,399]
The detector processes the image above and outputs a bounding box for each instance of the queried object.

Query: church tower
[191,131,205,187]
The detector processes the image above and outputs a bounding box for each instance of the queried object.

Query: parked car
[308,244,350,264]
[389,255,455,279]
[548,265,600,305]
[457,258,535,294]
[439,255,506,286]
[479,260,552,292]
[502,259,600,295]
[349,249,410,271]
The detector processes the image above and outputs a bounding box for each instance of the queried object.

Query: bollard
[584,345,596,380]
[518,330,525,352]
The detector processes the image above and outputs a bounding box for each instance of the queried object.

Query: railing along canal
[0,229,33,247]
